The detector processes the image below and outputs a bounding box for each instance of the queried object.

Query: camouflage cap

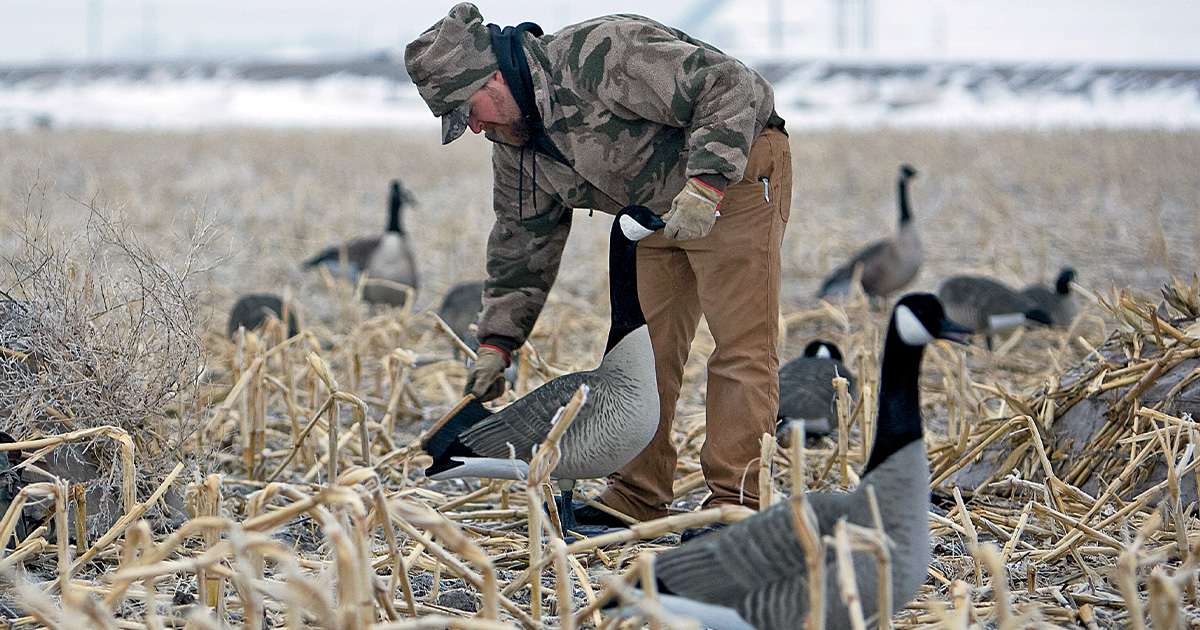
[405,3,498,144]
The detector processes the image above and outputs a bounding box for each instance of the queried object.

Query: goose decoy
[937,274,1053,350]
[423,206,664,538]
[226,293,299,339]
[304,180,418,306]
[437,278,521,385]
[438,279,487,351]
[775,340,857,447]
[818,164,922,300]
[1019,267,1077,328]
[616,293,970,630]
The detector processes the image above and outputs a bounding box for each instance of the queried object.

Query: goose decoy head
[802,339,843,361]
[390,180,416,207]
[385,180,416,235]
[899,164,918,180]
[893,293,973,346]
[1056,267,1077,294]
[618,205,667,240]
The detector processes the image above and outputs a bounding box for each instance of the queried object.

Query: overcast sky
[4,0,1200,66]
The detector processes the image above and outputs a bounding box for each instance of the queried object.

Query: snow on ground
[2,56,1200,130]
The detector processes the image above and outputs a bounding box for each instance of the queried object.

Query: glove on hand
[664,177,723,241]
[464,345,509,402]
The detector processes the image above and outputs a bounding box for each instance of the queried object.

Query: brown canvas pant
[599,127,792,520]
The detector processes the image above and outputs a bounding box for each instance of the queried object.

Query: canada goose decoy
[304,180,418,306]
[615,293,970,630]
[226,293,299,339]
[423,206,664,538]
[438,279,487,351]
[818,165,922,300]
[775,340,857,447]
[1019,267,1077,328]
[937,275,1053,350]
[437,279,521,385]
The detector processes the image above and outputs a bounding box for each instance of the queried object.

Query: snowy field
[3,55,1200,130]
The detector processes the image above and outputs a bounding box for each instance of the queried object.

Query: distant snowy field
[2,55,1200,130]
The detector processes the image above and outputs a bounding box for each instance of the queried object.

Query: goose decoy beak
[938,318,973,345]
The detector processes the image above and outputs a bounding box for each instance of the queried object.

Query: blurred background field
[4,126,1198,331]
[0,124,1198,628]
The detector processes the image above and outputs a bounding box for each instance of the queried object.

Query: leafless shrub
[0,183,216,496]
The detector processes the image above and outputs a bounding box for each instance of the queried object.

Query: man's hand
[663,178,724,240]
[464,345,509,402]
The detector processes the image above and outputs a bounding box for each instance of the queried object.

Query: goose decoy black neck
[1056,267,1076,295]
[897,164,918,225]
[606,206,662,354]
[386,180,412,235]
[864,293,971,474]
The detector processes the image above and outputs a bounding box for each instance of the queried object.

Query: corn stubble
[0,127,1197,628]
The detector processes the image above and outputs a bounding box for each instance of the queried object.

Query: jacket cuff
[691,174,728,195]
[478,336,520,361]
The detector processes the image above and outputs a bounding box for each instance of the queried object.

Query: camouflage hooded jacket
[478,13,783,354]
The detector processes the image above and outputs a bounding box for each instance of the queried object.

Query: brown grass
[0,126,1198,629]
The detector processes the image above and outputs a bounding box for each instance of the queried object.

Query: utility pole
[768,0,784,55]
[832,0,872,54]
[142,2,158,59]
[87,0,103,61]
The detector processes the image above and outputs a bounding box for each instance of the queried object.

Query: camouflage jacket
[478,14,783,354]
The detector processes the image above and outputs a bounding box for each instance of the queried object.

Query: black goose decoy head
[1056,267,1077,294]
[618,205,667,237]
[892,292,973,346]
[801,339,843,362]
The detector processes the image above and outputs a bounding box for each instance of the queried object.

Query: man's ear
[488,70,507,87]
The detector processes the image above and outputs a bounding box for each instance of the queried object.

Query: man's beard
[484,116,534,146]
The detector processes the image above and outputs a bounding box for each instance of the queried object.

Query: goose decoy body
[423,206,664,537]
[437,278,521,385]
[618,293,970,630]
[818,165,922,299]
[304,180,418,306]
[937,274,1052,350]
[775,340,857,446]
[226,293,299,339]
[1019,267,1077,328]
[438,279,487,351]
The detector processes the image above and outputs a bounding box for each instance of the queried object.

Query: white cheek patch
[620,214,655,241]
[895,305,935,346]
[815,345,832,359]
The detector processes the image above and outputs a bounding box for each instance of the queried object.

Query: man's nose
[468,112,484,134]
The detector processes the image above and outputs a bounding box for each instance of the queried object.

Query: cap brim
[441,101,470,144]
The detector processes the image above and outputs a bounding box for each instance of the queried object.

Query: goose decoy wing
[654,491,863,629]
[304,235,381,270]
[656,502,806,609]
[820,239,890,296]
[457,371,595,461]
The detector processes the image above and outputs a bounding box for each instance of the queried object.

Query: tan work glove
[663,177,724,241]
[464,345,509,402]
